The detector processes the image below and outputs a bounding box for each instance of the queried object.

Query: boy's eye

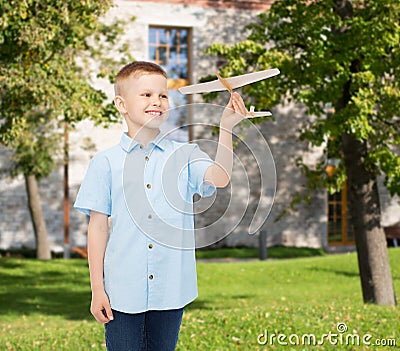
[143,93,151,97]
[160,94,168,99]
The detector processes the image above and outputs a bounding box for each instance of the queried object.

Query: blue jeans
[105,308,184,351]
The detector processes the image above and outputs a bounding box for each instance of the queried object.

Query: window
[149,26,192,141]
[327,180,355,245]
[325,136,355,246]
[149,27,189,80]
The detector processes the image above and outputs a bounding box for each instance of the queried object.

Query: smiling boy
[74,61,250,351]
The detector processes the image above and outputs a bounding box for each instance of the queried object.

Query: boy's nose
[151,97,161,106]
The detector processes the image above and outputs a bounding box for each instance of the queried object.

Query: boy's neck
[127,127,160,147]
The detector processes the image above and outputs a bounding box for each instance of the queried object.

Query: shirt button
[146,183,151,189]
[148,243,153,249]
[149,274,154,280]
[140,144,144,149]
[148,214,152,219]
[145,156,149,161]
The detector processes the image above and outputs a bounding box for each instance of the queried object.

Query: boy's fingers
[226,94,234,108]
[232,92,242,101]
[232,93,247,116]
[104,305,114,322]
[91,302,112,324]
[93,309,108,324]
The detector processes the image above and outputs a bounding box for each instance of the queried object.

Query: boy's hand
[220,92,248,130]
[90,290,114,324]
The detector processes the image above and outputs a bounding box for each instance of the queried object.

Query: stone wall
[192,103,328,249]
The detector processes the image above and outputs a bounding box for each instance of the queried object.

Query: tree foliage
[0,0,132,178]
[205,0,399,305]
[0,0,132,259]
[205,0,400,198]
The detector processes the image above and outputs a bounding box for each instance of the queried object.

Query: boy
[74,61,250,350]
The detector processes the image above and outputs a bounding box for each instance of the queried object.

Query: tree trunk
[334,0,396,306]
[25,174,51,260]
[342,134,396,305]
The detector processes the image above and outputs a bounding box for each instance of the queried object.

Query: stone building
[0,0,399,253]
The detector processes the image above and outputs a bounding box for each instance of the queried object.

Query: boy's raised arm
[204,92,248,188]
[88,211,114,324]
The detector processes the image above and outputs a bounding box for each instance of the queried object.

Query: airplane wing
[178,68,280,95]
[246,111,272,117]
[246,106,272,118]
[178,79,226,94]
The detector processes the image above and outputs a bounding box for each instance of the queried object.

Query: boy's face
[114,73,169,132]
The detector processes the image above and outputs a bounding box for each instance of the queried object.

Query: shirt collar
[120,132,167,153]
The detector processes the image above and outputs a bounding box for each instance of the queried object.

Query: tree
[0,0,131,259]
[205,0,399,305]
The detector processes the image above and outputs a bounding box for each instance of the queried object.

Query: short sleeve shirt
[74,132,215,313]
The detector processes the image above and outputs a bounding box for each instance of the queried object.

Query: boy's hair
[114,61,167,96]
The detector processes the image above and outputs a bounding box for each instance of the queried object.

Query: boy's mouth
[145,110,163,117]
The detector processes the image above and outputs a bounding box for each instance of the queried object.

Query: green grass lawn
[1,249,399,350]
[195,246,326,260]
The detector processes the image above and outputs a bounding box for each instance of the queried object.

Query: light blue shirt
[74,132,215,313]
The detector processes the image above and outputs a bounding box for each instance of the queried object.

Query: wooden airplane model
[178,68,280,117]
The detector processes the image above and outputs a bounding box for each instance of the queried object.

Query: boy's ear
[114,95,127,114]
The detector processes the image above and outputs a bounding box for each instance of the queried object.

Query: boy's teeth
[147,111,161,116]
